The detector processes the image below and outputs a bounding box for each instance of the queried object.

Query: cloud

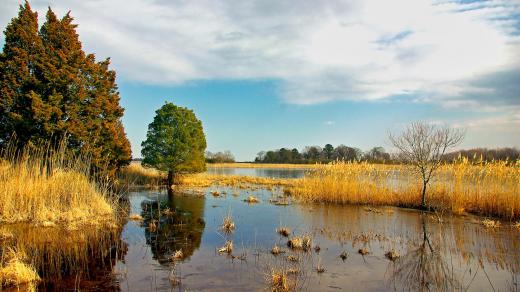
[0,0,519,109]
[324,120,335,126]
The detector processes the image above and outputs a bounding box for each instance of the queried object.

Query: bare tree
[389,122,465,209]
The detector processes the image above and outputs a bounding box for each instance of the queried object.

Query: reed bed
[288,159,520,219]
[118,162,166,186]
[178,173,297,189]
[0,140,118,225]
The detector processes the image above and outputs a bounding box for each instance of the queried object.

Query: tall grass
[288,159,520,219]
[118,161,166,186]
[0,139,117,225]
[208,163,318,169]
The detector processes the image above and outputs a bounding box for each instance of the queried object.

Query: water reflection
[0,223,125,290]
[140,192,205,265]
[388,218,459,291]
[206,167,307,178]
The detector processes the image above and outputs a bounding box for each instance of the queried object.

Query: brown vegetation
[0,140,117,225]
[288,159,520,220]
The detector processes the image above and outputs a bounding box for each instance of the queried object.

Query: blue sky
[1,0,520,160]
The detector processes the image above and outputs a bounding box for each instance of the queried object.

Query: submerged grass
[288,159,520,220]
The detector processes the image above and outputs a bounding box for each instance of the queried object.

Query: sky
[1,0,519,161]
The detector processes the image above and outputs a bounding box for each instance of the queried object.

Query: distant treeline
[205,151,235,163]
[442,147,520,162]
[255,145,391,164]
[254,145,519,164]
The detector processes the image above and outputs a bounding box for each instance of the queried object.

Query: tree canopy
[0,2,131,174]
[141,102,206,179]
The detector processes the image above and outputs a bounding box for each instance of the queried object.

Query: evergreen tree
[141,102,207,186]
[0,2,45,146]
[0,3,131,174]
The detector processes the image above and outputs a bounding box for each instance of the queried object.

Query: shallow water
[105,187,520,292]
[205,167,307,178]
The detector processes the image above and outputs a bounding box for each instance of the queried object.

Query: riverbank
[0,142,120,290]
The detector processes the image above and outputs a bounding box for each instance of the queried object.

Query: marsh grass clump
[244,196,260,203]
[277,227,291,237]
[0,249,40,289]
[267,269,289,292]
[514,222,520,229]
[0,139,117,226]
[218,241,233,254]
[287,234,312,251]
[385,249,400,261]
[221,213,235,233]
[358,247,370,255]
[286,255,299,262]
[482,219,501,228]
[271,245,284,255]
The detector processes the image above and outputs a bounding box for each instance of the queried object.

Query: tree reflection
[388,216,459,291]
[141,192,206,265]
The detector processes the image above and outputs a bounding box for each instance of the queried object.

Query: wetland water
[205,167,307,178]
[21,168,519,291]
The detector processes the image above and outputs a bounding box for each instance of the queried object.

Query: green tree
[0,3,131,175]
[324,144,334,160]
[141,102,207,187]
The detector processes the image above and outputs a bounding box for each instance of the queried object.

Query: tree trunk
[167,170,174,189]
[421,180,427,210]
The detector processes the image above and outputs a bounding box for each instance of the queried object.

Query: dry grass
[118,162,165,186]
[218,241,233,254]
[0,249,40,289]
[128,214,143,221]
[385,249,400,261]
[0,139,117,226]
[358,247,370,255]
[277,227,291,237]
[288,159,520,220]
[208,163,317,169]
[271,245,284,255]
[221,213,235,233]
[482,219,501,228]
[244,196,260,203]
[178,173,296,189]
[267,269,290,292]
[287,234,312,251]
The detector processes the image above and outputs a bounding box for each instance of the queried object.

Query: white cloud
[324,120,335,126]
[1,0,519,108]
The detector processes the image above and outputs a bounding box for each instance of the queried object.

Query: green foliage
[0,2,131,174]
[141,102,206,174]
